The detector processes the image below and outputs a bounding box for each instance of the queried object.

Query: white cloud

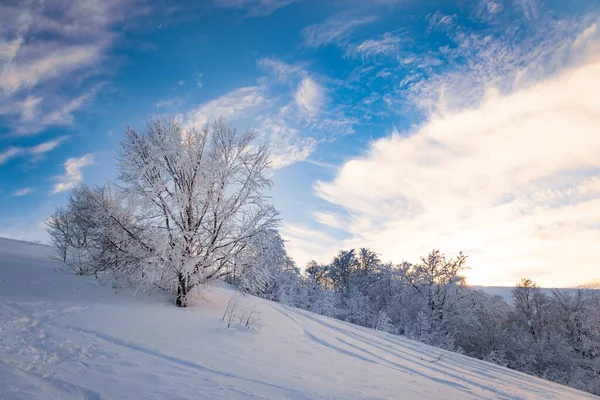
[33,92,95,132]
[188,86,266,126]
[30,136,68,154]
[0,0,140,135]
[185,58,354,170]
[259,57,305,82]
[301,159,338,170]
[0,136,67,165]
[517,0,539,20]
[52,154,95,194]
[398,14,600,115]
[186,85,317,168]
[303,14,379,47]
[487,1,503,14]
[13,188,34,196]
[294,77,326,115]
[0,147,22,165]
[312,55,600,287]
[156,98,183,108]
[19,96,42,122]
[347,33,403,59]
[427,12,457,31]
[258,116,317,168]
[1,45,101,94]
[472,0,505,22]
[0,92,90,135]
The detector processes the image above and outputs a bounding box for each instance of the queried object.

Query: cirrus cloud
[303,14,379,48]
[0,136,68,165]
[294,77,326,115]
[13,188,34,196]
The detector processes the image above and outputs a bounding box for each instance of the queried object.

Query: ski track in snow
[0,237,597,400]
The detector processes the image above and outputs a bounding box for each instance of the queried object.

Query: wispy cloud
[156,98,183,108]
[213,0,296,17]
[518,0,539,20]
[188,86,267,126]
[486,1,503,14]
[303,14,379,47]
[396,14,600,115]
[1,45,101,94]
[0,0,141,135]
[30,136,68,154]
[471,0,504,22]
[0,147,22,165]
[427,12,457,31]
[0,136,67,165]
[185,84,318,169]
[52,154,95,194]
[13,187,34,196]
[257,115,317,169]
[301,159,338,170]
[185,57,356,170]
[347,33,403,59]
[294,77,326,115]
[259,57,305,82]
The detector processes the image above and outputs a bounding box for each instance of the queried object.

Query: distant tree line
[47,117,600,395]
[242,247,600,395]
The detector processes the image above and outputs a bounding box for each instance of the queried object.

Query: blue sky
[1,0,600,287]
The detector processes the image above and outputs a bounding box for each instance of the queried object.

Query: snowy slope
[0,237,596,400]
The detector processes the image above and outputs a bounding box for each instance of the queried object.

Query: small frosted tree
[47,184,141,277]
[46,207,71,264]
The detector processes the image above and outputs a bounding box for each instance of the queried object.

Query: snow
[0,237,596,400]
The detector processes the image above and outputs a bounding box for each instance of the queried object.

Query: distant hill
[577,280,600,289]
[472,285,600,303]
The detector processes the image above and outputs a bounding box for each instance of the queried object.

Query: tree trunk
[176,273,188,307]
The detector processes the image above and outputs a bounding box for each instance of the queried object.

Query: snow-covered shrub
[222,293,263,332]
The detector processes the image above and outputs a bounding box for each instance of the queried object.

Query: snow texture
[0,237,595,399]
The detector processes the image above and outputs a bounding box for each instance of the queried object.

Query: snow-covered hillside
[0,237,595,400]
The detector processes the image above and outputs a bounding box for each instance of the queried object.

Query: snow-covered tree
[47,184,142,278]
[397,250,469,324]
[328,249,359,295]
[305,261,330,288]
[46,207,71,264]
[48,117,278,307]
[115,117,278,306]
[235,228,297,300]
